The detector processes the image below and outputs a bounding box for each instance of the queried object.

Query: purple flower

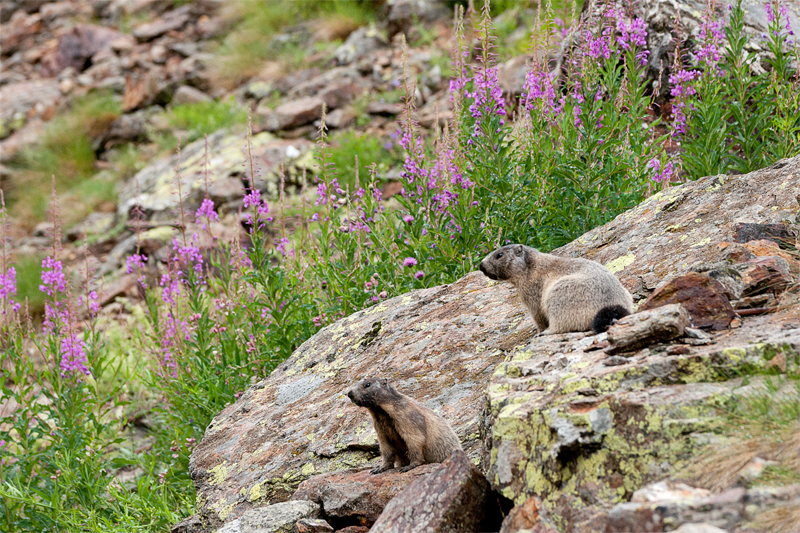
[243,190,261,209]
[402,257,418,267]
[414,270,425,280]
[195,198,219,226]
[40,257,67,296]
[403,214,414,223]
[617,17,647,51]
[126,253,147,274]
[648,159,675,183]
[696,14,725,65]
[60,333,91,378]
[466,66,506,138]
[0,266,21,314]
[669,69,701,136]
[173,234,204,274]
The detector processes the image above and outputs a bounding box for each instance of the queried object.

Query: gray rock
[132,4,191,41]
[605,303,690,354]
[673,525,730,533]
[217,501,320,533]
[117,130,313,220]
[0,80,60,139]
[334,26,386,65]
[385,0,448,38]
[171,85,212,106]
[264,97,325,131]
[170,514,204,533]
[369,451,504,533]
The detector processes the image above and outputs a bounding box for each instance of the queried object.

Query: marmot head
[479,244,535,281]
[347,377,395,407]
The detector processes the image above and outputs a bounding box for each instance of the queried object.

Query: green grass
[13,253,46,316]
[164,98,248,144]
[8,91,122,227]
[325,131,405,190]
[211,0,378,88]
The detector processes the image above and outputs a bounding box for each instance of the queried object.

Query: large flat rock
[189,272,531,530]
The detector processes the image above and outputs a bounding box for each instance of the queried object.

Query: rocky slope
[186,157,800,532]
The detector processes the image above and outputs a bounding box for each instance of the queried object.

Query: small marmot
[346,378,462,474]
[479,244,633,334]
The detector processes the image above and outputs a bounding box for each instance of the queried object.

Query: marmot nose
[479,262,487,275]
[347,390,353,400]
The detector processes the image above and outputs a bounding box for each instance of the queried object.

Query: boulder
[216,501,320,533]
[264,97,325,132]
[0,80,60,139]
[369,451,505,533]
[384,0,449,38]
[334,27,386,65]
[638,273,736,330]
[187,157,800,533]
[188,270,528,530]
[171,85,212,106]
[116,130,314,221]
[40,23,124,76]
[605,303,690,354]
[290,465,438,526]
[132,4,191,41]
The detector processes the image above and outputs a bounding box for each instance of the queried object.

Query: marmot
[479,244,633,334]
[346,378,462,474]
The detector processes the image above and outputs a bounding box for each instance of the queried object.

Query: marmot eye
[496,252,503,259]
[364,382,371,388]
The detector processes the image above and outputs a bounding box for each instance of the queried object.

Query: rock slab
[189,271,528,530]
[290,465,438,526]
[369,450,505,533]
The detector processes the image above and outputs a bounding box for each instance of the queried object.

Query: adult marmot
[479,244,633,334]
[346,378,462,474]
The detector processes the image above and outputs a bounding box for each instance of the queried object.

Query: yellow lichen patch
[208,461,235,485]
[691,237,712,248]
[605,254,636,274]
[301,462,315,476]
[217,501,236,521]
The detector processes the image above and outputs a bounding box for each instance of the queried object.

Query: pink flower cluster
[60,332,91,378]
[0,266,21,314]
[40,257,67,296]
[647,158,675,183]
[669,69,701,136]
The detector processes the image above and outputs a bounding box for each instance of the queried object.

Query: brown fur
[347,378,462,474]
[479,244,633,335]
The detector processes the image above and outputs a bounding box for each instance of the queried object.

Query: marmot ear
[381,378,389,386]
[514,244,523,256]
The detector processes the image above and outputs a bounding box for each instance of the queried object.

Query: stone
[631,480,712,503]
[264,97,325,132]
[324,107,356,130]
[318,82,361,111]
[98,274,137,306]
[733,222,796,249]
[0,80,60,139]
[0,117,45,161]
[385,0,448,38]
[216,501,320,533]
[497,55,528,96]
[122,70,165,112]
[40,24,124,76]
[101,107,157,147]
[132,5,191,41]
[188,271,526,529]
[170,514,204,533]
[117,130,313,221]
[499,496,560,533]
[365,101,403,116]
[606,303,690,354]
[292,518,333,533]
[335,527,368,533]
[734,256,794,297]
[638,272,737,330]
[171,85,212,106]
[334,26,386,65]
[369,450,505,533]
[291,465,438,526]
